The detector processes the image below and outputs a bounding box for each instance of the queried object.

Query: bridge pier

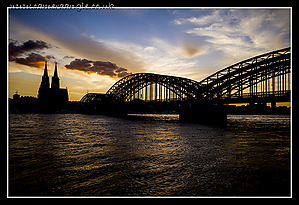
[270,94,277,108]
[179,102,227,124]
[271,101,276,108]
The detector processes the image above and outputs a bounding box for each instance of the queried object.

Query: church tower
[38,60,69,111]
[40,61,49,88]
[51,62,60,89]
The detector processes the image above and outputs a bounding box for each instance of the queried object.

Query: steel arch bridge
[81,47,290,104]
[80,93,108,103]
[106,73,201,102]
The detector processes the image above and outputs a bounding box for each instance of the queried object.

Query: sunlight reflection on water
[9,114,290,196]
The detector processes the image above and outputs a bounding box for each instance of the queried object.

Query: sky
[8,8,290,101]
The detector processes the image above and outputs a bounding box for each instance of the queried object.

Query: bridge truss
[106,73,201,102]
[80,93,108,103]
[198,47,291,101]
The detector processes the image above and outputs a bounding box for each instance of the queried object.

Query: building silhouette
[38,61,68,110]
[51,62,60,89]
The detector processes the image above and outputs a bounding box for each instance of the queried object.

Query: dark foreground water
[9,114,290,196]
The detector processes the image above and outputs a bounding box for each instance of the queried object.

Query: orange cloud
[9,39,54,68]
[65,58,132,78]
[14,53,48,69]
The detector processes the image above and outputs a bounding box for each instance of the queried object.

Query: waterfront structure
[81,47,291,122]
[38,61,68,108]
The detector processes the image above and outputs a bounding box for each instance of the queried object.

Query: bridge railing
[209,90,290,101]
[240,90,290,98]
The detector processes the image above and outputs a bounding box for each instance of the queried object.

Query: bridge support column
[179,102,227,124]
[270,94,276,108]
[271,101,276,108]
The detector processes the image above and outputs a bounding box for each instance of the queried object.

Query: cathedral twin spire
[40,61,60,89]
[40,61,49,88]
[51,62,60,89]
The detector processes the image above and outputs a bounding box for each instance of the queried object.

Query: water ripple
[9,114,290,196]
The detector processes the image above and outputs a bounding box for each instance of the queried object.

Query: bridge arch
[80,93,109,103]
[197,47,291,100]
[106,73,201,102]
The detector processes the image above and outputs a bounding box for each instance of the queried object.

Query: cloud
[63,55,75,59]
[151,37,208,59]
[65,58,132,78]
[14,53,48,68]
[9,39,51,60]
[9,39,54,68]
[50,34,145,74]
[174,10,222,26]
[8,18,145,76]
[175,9,290,61]
[179,39,208,58]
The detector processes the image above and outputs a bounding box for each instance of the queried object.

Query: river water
[9,114,290,196]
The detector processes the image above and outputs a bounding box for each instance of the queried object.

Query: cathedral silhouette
[38,61,68,109]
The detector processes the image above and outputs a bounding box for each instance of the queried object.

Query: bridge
[80,47,291,122]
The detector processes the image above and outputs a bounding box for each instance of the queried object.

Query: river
[9,114,290,196]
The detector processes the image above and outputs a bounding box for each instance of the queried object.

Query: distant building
[10,92,38,113]
[13,91,20,100]
[38,61,68,110]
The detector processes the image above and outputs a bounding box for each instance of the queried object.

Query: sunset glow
[9,8,290,101]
